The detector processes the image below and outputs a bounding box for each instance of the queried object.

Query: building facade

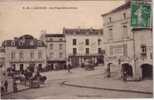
[2,35,46,72]
[40,32,66,70]
[102,1,152,80]
[133,28,153,80]
[0,47,6,81]
[0,47,5,69]
[63,28,104,67]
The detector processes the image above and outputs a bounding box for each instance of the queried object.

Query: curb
[62,81,153,95]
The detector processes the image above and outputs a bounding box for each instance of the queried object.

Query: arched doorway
[141,64,153,79]
[121,63,133,77]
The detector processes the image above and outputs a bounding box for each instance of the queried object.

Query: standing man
[123,70,127,82]
[106,63,111,78]
[13,80,17,92]
[66,59,71,73]
[4,80,8,93]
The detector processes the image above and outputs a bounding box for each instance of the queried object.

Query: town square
[0,0,153,99]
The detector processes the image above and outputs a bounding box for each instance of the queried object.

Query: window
[59,44,63,50]
[11,52,15,59]
[73,48,77,55]
[38,51,42,59]
[50,52,54,58]
[109,17,112,22]
[142,47,146,53]
[123,25,128,39]
[49,38,53,41]
[73,39,76,45]
[59,52,63,58]
[150,52,152,59]
[19,51,24,59]
[141,45,147,57]
[86,48,89,54]
[98,48,102,54]
[141,45,147,53]
[50,44,53,49]
[20,64,24,71]
[30,51,34,59]
[123,44,127,56]
[85,39,89,45]
[59,38,63,41]
[109,28,113,40]
[123,13,126,19]
[98,39,101,45]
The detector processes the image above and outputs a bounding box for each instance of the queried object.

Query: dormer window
[30,40,34,46]
[11,41,15,46]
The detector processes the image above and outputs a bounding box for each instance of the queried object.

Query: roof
[102,1,130,17]
[2,34,46,48]
[19,34,34,39]
[63,28,103,35]
[45,34,65,37]
[2,40,14,47]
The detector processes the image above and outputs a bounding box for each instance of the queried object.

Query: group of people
[4,66,46,91]
[20,68,47,85]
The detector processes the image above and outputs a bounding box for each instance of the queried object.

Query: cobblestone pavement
[1,66,153,99]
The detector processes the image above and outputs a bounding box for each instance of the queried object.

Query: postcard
[0,0,153,99]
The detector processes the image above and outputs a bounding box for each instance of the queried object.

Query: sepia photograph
[0,0,153,99]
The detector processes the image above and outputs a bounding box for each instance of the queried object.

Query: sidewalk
[64,74,153,94]
[2,82,30,96]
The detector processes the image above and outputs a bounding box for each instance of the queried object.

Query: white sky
[0,0,124,44]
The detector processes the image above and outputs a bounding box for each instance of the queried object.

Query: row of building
[0,0,153,80]
[0,28,104,72]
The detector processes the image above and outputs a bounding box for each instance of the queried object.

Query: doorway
[121,63,133,77]
[141,64,153,79]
